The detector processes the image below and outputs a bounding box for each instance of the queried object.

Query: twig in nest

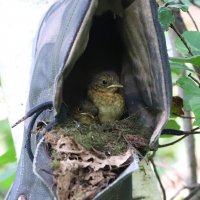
[150,157,166,200]
[122,135,145,160]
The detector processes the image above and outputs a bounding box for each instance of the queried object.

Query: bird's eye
[78,107,82,112]
[102,80,107,85]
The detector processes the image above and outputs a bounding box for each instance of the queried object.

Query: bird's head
[74,100,98,125]
[89,71,123,93]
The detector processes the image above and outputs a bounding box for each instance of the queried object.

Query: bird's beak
[80,112,95,119]
[107,84,123,89]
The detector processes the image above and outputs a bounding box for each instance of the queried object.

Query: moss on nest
[46,114,150,156]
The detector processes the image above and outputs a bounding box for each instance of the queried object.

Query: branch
[192,127,200,131]
[159,128,200,148]
[185,184,200,200]
[161,128,200,135]
[170,24,193,56]
[159,135,187,148]
[188,73,200,87]
[170,186,185,200]
[170,184,200,200]
[187,11,199,31]
[150,158,166,200]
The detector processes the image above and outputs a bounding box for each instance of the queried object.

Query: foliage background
[0,0,200,199]
[0,84,16,199]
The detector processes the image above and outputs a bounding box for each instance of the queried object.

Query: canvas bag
[6,0,172,199]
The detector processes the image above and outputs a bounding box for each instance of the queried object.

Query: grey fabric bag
[6,0,171,199]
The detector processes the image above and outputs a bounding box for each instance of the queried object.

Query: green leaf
[168,4,188,12]
[165,119,181,129]
[163,0,190,6]
[0,119,16,164]
[189,97,200,126]
[0,173,15,192]
[0,163,16,191]
[170,61,196,74]
[176,77,200,126]
[177,76,200,96]
[170,55,200,67]
[161,120,181,138]
[192,0,200,6]
[0,118,16,193]
[163,0,176,3]
[180,0,191,6]
[0,119,13,145]
[158,7,175,31]
[0,165,16,183]
[0,149,16,165]
[176,31,200,55]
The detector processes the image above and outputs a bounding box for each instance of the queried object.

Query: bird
[74,100,98,125]
[88,71,125,124]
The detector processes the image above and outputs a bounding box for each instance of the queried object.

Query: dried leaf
[124,135,148,149]
[45,127,136,200]
[56,171,74,200]
[171,96,184,116]
[45,132,60,145]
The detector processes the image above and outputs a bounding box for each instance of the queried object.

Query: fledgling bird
[88,71,125,124]
[74,100,98,125]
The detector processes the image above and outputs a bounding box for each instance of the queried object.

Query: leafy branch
[169,24,193,56]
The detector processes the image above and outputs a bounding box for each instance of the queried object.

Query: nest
[43,114,149,200]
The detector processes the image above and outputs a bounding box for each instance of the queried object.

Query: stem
[192,127,200,131]
[161,129,200,136]
[159,130,200,148]
[170,184,200,200]
[159,135,187,148]
[150,158,166,200]
[170,24,193,56]
[187,11,199,31]
[188,73,200,87]
[185,185,200,200]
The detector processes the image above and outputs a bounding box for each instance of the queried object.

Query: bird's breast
[88,89,125,123]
